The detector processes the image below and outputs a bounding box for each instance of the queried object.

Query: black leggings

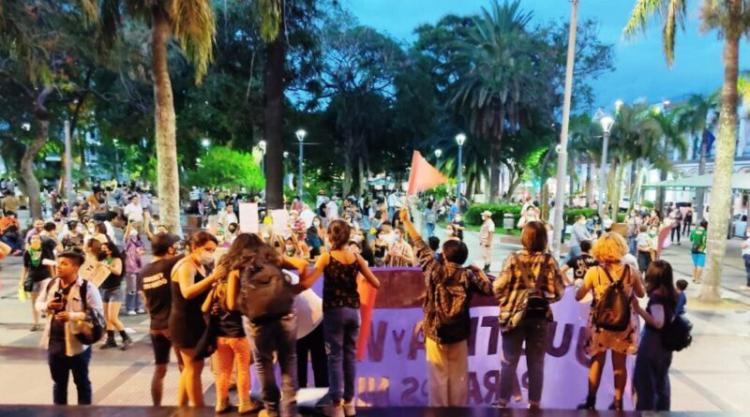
[296,323,328,388]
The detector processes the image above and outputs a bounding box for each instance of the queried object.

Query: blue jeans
[324,307,361,403]
[249,314,298,417]
[634,329,672,411]
[125,274,144,312]
[48,347,92,405]
[628,236,637,255]
[499,318,548,404]
[425,223,436,238]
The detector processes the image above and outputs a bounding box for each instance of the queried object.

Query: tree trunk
[628,160,638,210]
[656,168,668,214]
[585,161,594,207]
[700,29,740,303]
[695,130,709,221]
[263,31,286,209]
[20,120,49,220]
[489,144,501,202]
[152,8,181,234]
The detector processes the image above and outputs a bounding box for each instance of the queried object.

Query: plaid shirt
[414,238,493,344]
[494,250,565,332]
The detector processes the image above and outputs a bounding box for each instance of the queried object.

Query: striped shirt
[494,250,565,332]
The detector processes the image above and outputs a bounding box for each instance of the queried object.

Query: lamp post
[598,115,615,219]
[455,133,466,201]
[113,138,120,182]
[201,138,210,149]
[295,129,307,199]
[434,148,442,165]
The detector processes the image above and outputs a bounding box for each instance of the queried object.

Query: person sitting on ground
[400,207,492,407]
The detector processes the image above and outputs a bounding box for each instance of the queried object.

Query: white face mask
[199,251,214,266]
[313,220,320,227]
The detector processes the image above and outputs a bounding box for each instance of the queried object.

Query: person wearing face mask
[19,234,56,331]
[385,227,415,267]
[25,219,45,243]
[61,221,85,252]
[169,231,226,407]
[306,216,324,259]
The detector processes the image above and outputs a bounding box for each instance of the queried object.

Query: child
[675,279,688,315]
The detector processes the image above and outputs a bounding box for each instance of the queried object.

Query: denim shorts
[691,252,706,268]
[100,286,123,303]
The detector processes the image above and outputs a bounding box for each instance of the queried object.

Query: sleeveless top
[323,255,361,311]
[168,260,210,349]
[99,257,125,290]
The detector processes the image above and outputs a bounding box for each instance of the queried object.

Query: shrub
[465,204,522,227]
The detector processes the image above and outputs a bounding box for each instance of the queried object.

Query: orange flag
[407,151,448,195]
[356,276,378,361]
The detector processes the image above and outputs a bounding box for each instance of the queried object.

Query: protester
[450,213,465,241]
[294,288,327,389]
[302,219,381,417]
[123,222,146,315]
[479,210,495,273]
[576,233,646,410]
[37,251,104,405]
[20,234,56,331]
[689,220,708,284]
[636,225,654,273]
[400,208,492,407]
[682,207,693,237]
[560,240,598,286]
[123,195,145,235]
[169,231,225,407]
[61,220,85,252]
[139,233,184,406]
[669,206,682,245]
[385,227,415,267]
[98,241,132,350]
[424,200,437,238]
[306,216,324,259]
[568,215,593,260]
[239,234,310,417]
[494,221,565,409]
[210,234,256,414]
[632,260,678,411]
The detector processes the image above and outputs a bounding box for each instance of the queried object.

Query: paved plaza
[1,225,749,411]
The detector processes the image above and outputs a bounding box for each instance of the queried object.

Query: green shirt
[690,227,707,254]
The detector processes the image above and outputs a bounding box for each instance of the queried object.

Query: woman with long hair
[576,233,646,410]
[98,241,131,350]
[301,219,381,417]
[169,231,225,407]
[632,260,678,411]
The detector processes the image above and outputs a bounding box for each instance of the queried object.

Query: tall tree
[625,0,750,301]
[100,0,216,233]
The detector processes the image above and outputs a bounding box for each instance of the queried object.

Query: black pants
[671,222,681,243]
[296,322,328,388]
[48,348,92,405]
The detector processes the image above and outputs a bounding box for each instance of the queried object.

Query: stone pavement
[0,225,748,411]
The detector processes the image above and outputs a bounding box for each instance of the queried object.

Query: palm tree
[625,0,750,302]
[649,109,689,210]
[673,93,719,221]
[98,0,216,233]
[450,0,542,201]
[569,115,603,207]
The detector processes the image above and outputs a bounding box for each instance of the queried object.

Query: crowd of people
[0,180,697,415]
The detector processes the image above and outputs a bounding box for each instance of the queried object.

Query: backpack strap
[79,278,89,312]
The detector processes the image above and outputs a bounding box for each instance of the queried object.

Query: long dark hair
[645,260,678,306]
[217,233,255,273]
[229,233,280,272]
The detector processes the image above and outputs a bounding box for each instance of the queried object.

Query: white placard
[239,203,259,234]
[271,209,289,237]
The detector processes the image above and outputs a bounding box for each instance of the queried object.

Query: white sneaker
[126,310,137,316]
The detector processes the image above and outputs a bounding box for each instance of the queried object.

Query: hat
[603,219,614,229]
[481,210,492,218]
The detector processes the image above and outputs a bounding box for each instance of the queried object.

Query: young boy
[560,240,598,286]
[399,208,492,407]
[676,279,688,315]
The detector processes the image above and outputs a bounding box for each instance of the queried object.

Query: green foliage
[188,146,264,192]
[562,208,598,225]
[464,203,522,226]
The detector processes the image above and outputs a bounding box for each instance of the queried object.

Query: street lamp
[434,148,442,165]
[201,138,210,149]
[113,138,120,181]
[455,133,466,201]
[598,115,615,218]
[295,129,307,199]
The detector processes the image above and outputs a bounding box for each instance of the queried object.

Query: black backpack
[592,266,631,332]
[239,262,295,324]
[75,280,105,345]
[661,313,693,351]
